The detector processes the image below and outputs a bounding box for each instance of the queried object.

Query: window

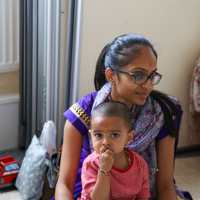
[5,163,20,171]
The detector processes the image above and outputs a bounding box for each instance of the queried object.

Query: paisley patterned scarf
[89,82,165,154]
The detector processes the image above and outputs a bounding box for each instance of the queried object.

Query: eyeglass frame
[110,68,162,85]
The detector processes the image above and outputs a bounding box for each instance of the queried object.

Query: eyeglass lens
[135,74,161,85]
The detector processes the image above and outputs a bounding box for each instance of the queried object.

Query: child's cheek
[94,141,101,154]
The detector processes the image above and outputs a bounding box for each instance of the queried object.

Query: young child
[79,101,150,200]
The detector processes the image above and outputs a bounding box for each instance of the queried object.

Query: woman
[55,34,189,200]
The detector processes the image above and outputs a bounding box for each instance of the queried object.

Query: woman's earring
[109,74,114,84]
[110,79,115,85]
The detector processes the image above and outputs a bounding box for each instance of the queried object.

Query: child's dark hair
[94,33,180,138]
[91,101,132,132]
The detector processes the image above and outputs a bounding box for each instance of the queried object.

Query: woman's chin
[133,98,147,106]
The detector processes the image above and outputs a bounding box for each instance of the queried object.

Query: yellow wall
[57,0,69,146]
[78,0,200,148]
[0,71,19,92]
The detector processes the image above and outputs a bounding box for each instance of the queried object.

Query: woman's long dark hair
[94,33,180,138]
[94,43,112,92]
[150,90,180,138]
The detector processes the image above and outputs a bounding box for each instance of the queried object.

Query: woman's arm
[55,120,83,200]
[156,135,178,200]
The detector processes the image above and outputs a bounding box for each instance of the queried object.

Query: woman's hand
[99,146,114,172]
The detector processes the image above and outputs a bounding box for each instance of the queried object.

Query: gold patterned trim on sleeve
[70,103,90,129]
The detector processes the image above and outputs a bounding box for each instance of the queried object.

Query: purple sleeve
[63,92,97,136]
[155,103,183,140]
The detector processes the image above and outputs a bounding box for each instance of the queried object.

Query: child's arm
[89,169,110,200]
[90,146,114,200]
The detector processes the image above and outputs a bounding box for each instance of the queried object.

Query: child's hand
[99,146,114,172]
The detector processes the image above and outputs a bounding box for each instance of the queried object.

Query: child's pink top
[79,148,150,200]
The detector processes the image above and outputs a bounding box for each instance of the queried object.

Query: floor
[174,148,200,200]
[0,148,200,200]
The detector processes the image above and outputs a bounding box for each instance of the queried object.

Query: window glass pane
[5,163,20,171]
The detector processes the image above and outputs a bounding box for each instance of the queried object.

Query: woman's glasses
[112,68,162,85]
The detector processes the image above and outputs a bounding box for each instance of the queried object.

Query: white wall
[0,0,20,151]
[0,92,19,151]
[0,0,19,73]
[78,0,200,148]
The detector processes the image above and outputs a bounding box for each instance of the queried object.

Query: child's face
[90,116,134,159]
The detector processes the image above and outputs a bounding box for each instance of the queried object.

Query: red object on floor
[0,156,21,188]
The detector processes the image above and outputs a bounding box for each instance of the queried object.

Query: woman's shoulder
[64,91,97,115]
[77,92,98,109]
[167,95,180,105]
[166,95,183,115]
[63,91,97,136]
[151,91,182,114]
[75,91,97,117]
